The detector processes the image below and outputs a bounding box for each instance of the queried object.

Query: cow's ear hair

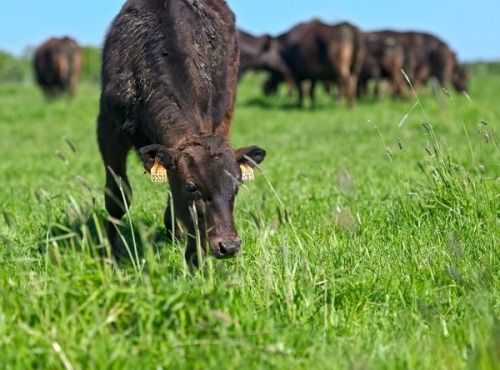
[235,146,266,168]
[139,144,173,171]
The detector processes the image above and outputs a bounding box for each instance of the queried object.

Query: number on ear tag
[150,157,167,183]
[240,164,255,182]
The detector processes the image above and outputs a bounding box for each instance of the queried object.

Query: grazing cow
[357,32,407,99]
[97,0,266,266]
[34,36,83,99]
[414,34,468,92]
[370,30,460,91]
[237,30,291,83]
[265,20,365,108]
[451,59,468,92]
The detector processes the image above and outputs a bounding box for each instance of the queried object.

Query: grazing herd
[31,1,468,265]
[238,21,469,108]
[33,19,468,108]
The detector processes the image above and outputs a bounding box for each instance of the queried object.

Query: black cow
[237,29,291,83]
[357,32,407,99]
[97,0,266,266]
[370,30,464,91]
[264,20,365,108]
[33,36,83,99]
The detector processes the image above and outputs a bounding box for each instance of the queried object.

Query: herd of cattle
[33,20,468,108]
[238,20,468,108]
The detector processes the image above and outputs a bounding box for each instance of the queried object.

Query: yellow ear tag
[240,164,255,182]
[150,157,167,183]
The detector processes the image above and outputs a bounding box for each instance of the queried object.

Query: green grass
[0,73,499,369]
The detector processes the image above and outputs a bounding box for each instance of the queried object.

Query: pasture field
[0,73,499,369]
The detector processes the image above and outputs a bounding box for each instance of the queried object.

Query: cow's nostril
[219,242,240,256]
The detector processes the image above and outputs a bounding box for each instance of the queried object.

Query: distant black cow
[97,0,265,266]
[34,36,83,99]
[265,20,365,108]
[357,32,407,99]
[369,30,465,91]
[237,30,291,83]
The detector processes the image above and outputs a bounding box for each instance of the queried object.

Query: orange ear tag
[150,157,167,183]
[240,164,255,182]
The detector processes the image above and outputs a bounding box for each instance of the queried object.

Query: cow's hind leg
[296,79,305,107]
[98,117,132,259]
[309,79,317,109]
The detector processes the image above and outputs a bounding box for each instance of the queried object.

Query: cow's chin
[209,238,241,259]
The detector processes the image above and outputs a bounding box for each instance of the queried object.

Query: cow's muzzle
[211,238,241,259]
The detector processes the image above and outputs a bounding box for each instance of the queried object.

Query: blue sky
[1,0,499,62]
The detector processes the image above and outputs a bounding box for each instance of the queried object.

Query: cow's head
[452,64,468,92]
[237,31,290,83]
[139,135,265,265]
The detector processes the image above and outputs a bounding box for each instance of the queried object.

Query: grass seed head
[77,176,92,192]
[463,90,472,101]
[442,88,451,99]
[401,69,412,87]
[483,129,490,143]
[55,150,68,165]
[64,136,77,153]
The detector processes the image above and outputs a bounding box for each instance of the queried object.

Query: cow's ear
[139,144,173,171]
[235,146,266,168]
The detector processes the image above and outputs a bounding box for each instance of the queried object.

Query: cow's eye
[185,182,198,194]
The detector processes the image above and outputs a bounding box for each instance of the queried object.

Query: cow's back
[100,0,238,145]
[279,21,363,79]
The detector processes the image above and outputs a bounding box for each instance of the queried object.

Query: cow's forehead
[181,142,234,163]
[176,144,238,183]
